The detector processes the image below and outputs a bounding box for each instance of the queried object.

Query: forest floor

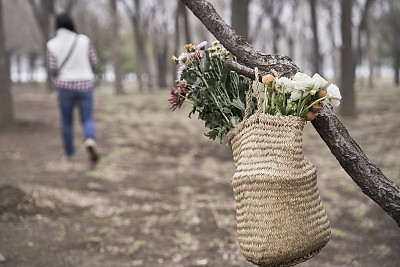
[0,80,399,267]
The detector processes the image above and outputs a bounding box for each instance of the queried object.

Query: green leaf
[230,116,240,127]
[200,57,207,73]
[223,107,231,114]
[207,77,218,86]
[194,77,203,87]
[221,68,230,86]
[205,129,219,140]
[231,98,245,113]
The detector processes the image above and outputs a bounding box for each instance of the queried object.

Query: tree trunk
[395,49,400,86]
[110,0,124,95]
[367,15,374,89]
[231,0,249,40]
[340,0,356,117]
[28,0,54,91]
[173,0,181,83]
[327,3,339,83]
[180,0,191,44]
[309,0,321,74]
[29,53,36,82]
[123,0,152,91]
[16,54,22,83]
[0,0,14,128]
[181,0,400,227]
[156,43,168,88]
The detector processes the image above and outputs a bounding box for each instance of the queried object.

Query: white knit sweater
[47,29,95,81]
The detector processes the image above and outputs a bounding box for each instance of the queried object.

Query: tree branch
[181,0,299,78]
[312,103,400,226]
[182,0,400,226]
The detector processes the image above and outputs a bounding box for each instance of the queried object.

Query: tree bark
[110,0,124,95]
[182,0,400,226]
[231,0,249,40]
[0,0,14,128]
[312,103,400,226]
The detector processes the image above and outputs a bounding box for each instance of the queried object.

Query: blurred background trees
[1,0,400,124]
[0,0,13,128]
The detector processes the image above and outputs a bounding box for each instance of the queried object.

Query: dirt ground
[0,81,399,267]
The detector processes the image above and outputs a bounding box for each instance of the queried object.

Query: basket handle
[244,67,262,120]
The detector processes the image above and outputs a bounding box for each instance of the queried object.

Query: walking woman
[46,13,99,164]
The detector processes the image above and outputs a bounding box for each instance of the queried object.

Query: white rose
[290,89,309,101]
[312,73,329,89]
[326,84,342,107]
[309,82,320,95]
[290,90,303,101]
[293,72,313,82]
[276,77,294,93]
[293,80,313,92]
[292,73,314,93]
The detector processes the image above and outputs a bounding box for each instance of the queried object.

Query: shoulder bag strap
[56,34,79,76]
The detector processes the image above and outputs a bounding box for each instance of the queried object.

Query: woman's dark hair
[55,13,76,32]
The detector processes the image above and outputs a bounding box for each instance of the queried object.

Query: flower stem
[304,96,328,110]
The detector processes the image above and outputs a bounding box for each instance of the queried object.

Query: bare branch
[312,103,400,226]
[180,0,299,78]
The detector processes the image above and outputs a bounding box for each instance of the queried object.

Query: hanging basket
[227,71,331,267]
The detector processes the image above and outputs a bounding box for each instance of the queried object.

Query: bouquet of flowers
[169,41,252,142]
[169,41,340,266]
[169,41,342,142]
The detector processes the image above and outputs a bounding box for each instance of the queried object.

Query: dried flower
[184,43,196,52]
[262,74,275,85]
[319,88,327,98]
[305,111,318,121]
[168,80,189,111]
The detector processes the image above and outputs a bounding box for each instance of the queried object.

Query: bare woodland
[0,0,400,266]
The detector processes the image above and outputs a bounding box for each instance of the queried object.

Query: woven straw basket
[227,70,331,267]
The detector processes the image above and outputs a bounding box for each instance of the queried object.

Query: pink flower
[177,64,187,76]
[196,41,207,51]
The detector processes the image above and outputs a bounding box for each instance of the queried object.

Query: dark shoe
[85,139,99,164]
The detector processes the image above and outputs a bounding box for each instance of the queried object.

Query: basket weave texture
[227,113,331,267]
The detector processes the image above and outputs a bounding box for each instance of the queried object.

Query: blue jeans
[57,88,96,156]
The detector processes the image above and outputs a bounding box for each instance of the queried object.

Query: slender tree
[153,0,170,88]
[0,0,14,128]
[231,0,249,40]
[179,0,191,44]
[340,0,356,116]
[28,0,55,90]
[122,0,152,91]
[309,0,321,74]
[110,0,124,94]
[261,0,284,54]
[378,0,400,85]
